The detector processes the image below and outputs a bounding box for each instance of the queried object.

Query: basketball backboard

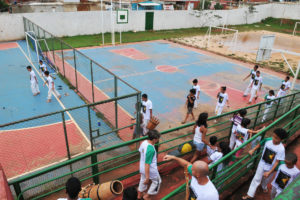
[256,35,275,62]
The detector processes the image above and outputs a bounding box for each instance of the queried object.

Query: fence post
[73,49,78,90]
[62,112,71,160]
[211,165,218,180]
[253,104,262,129]
[273,98,281,121]
[61,41,65,77]
[136,92,142,150]
[88,105,94,151]
[90,60,95,103]
[51,35,55,63]
[91,153,99,184]
[288,94,296,111]
[114,77,118,130]
[13,183,23,200]
[37,27,40,39]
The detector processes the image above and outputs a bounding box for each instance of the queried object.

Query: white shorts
[138,174,161,195]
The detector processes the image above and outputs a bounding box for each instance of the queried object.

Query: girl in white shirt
[191,112,210,163]
[208,141,231,172]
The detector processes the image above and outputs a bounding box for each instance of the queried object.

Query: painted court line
[17,43,91,146]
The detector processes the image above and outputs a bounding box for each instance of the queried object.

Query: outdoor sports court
[60,40,300,124]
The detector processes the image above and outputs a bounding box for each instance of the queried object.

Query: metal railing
[7,91,300,200]
[162,102,300,199]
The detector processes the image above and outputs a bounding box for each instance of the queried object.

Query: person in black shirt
[182,89,196,124]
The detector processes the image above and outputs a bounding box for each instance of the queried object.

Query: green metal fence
[7,91,300,200]
[162,102,300,199]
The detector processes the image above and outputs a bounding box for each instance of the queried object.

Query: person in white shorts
[215,86,229,116]
[270,153,300,199]
[43,70,61,103]
[163,155,219,200]
[141,94,152,131]
[243,128,286,200]
[248,71,263,104]
[26,66,40,96]
[262,90,276,122]
[192,79,201,108]
[243,65,259,97]
[138,130,161,200]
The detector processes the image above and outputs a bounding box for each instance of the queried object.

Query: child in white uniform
[229,109,247,150]
[215,86,229,116]
[271,153,300,199]
[43,71,61,102]
[262,90,276,122]
[248,71,263,104]
[243,65,259,97]
[39,60,47,77]
[192,79,201,108]
[26,66,40,96]
[243,128,287,200]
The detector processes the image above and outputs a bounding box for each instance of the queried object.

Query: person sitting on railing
[242,128,287,200]
[163,155,219,200]
[190,112,210,163]
[229,109,247,150]
[208,141,231,172]
[57,177,89,200]
[270,153,300,199]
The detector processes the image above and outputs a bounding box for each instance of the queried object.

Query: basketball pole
[101,0,104,46]
[291,61,300,91]
[110,0,115,46]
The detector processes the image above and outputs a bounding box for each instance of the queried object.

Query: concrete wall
[0,3,300,42]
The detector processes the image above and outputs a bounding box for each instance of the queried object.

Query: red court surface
[51,53,134,142]
[0,42,18,50]
[110,48,149,60]
[0,121,89,178]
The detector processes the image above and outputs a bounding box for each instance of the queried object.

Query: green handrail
[161,104,300,200]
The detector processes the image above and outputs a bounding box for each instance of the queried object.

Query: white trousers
[47,87,60,100]
[247,164,274,197]
[244,81,252,96]
[261,107,270,122]
[249,88,258,102]
[215,104,224,116]
[31,81,40,95]
[229,129,236,150]
[194,97,199,108]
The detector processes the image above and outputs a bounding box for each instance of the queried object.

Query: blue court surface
[60,41,300,123]
[0,41,121,148]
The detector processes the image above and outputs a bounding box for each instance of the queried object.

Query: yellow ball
[180,143,192,154]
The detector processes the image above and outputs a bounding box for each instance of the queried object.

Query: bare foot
[47,99,51,103]
[37,92,40,95]
[242,195,253,200]
[33,93,37,96]
[58,95,62,99]
[247,102,251,105]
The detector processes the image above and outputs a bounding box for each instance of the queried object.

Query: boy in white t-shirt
[57,177,91,200]
[43,71,61,102]
[39,60,47,76]
[271,153,300,199]
[243,128,287,200]
[163,155,219,200]
[26,66,40,96]
[279,76,291,96]
[138,130,161,200]
[215,86,229,116]
[141,94,153,128]
[248,71,263,104]
[192,79,201,108]
[262,90,276,122]
[243,65,259,97]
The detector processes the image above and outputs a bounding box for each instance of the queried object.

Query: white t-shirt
[265,95,276,108]
[194,126,204,144]
[281,81,291,91]
[271,164,300,193]
[235,125,249,148]
[30,71,37,83]
[139,140,159,179]
[252,76,263,90]
[217,92,228,107]
[259,138,285,171]
[192,85,201,99]
[47,76,54,89]
[40,63,47,72]
[188,165,219,200]
[141,100,152,120]
[231,115,243,133]
[207,146,218,157]
[277,89,286,98]
[249,69,257,83]
[208,151,223,172]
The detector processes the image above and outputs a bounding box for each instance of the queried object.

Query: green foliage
[196,0,211,10]
[214,3,223,10]
[248,5,257,14]
[0,0,9,12]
